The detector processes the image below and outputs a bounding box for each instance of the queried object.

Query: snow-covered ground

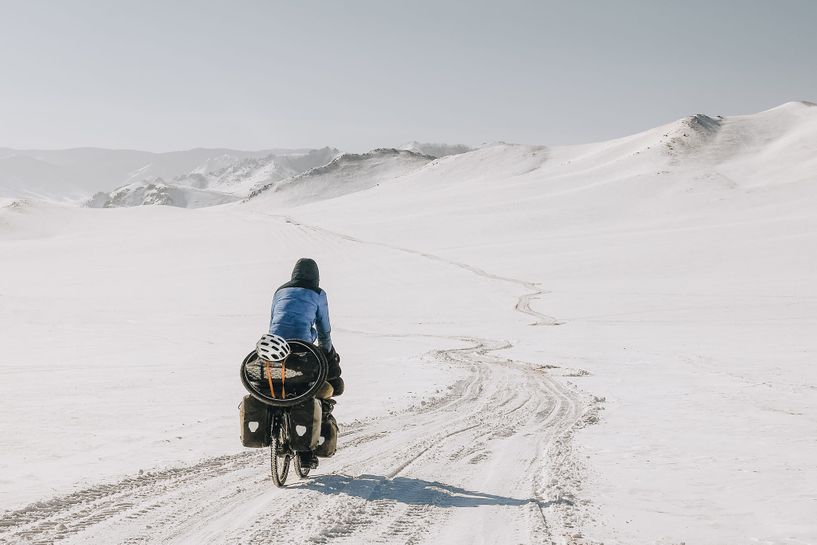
[1,103,815,544]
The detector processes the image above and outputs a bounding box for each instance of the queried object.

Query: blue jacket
[269,286,333,351]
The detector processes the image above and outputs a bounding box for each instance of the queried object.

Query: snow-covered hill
[85,178,238,209]
[247,148,436,206]
[173,147,340,196]
[1,103,816,545]
[79,148,342,208]
[550,100,817,185]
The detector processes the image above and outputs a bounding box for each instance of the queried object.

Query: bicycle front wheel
[271,415,291,487]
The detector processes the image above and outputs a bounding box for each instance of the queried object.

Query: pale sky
[0,0,815,152]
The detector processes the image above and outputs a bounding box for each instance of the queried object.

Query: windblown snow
[1,102,815,545]
[398,141,473,158]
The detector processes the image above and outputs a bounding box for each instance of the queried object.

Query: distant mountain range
[4,102,817,210]
[0,142,474,207]
[85,147,342,208]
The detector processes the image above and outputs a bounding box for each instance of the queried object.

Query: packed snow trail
[0,338,592,545]
[276,213,565,326]
[0,215,595,544]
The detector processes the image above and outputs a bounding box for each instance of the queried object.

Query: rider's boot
[299,451,319,469]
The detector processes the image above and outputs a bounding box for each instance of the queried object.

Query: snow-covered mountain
[172,147,340,196]
[83,147,342,208]
[89,147,437,209]
[246,148,436,206]
[85,178,238,209]
[552,100,817,184]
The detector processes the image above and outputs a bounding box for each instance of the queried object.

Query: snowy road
[0,337,593,545]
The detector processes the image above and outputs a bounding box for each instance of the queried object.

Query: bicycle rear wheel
[294,454,310,478]
[271,415,291,487]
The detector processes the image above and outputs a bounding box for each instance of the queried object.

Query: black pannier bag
[315,413,338,458]
[239,394,271,448]
[288,398,322,452]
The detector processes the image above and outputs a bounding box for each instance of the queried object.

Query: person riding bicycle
[269,257,343,469]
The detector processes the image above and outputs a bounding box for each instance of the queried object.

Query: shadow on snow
[295,473,567,509]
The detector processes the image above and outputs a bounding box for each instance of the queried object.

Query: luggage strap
[281,360,286,398]
[264,360,277,399]
[263,359,287,399]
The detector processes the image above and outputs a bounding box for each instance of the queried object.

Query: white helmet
[256,334,291,362]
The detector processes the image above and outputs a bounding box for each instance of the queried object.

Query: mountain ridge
[3,102,816,206]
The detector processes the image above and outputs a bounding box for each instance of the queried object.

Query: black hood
[276,258,321,293]
[291,258,319,287]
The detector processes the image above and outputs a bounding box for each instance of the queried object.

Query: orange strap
[264,360,276,399]
[281,360,286,398]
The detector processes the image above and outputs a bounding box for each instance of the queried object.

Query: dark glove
[323,346,340,365]
[322,347,342,380]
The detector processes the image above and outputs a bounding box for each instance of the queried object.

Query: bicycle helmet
[256,334,291,361]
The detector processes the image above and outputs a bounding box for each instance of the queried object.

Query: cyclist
[269,257,343,468]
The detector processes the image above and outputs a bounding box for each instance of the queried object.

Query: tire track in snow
[268,338,565,545]
[276,214,565,326]
[0,341,591,545]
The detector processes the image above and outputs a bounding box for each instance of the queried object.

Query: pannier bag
[289,398,322,451]
[315,413,338,458]
[239,394,271,448]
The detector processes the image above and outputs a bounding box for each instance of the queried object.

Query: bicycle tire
[294,454,311,478]
[241,340,328,407]
[270,415,290,487]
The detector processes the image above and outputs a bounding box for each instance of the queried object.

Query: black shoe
[299,452,318,469]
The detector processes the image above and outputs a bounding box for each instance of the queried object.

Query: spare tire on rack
[240,339,328,407]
